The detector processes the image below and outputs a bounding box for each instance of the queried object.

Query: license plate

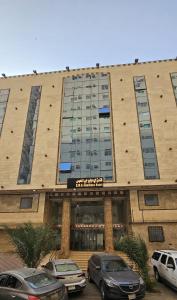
[68,286,75,291]
[128,294,136,300]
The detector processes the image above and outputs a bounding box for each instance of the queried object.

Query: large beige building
[0,58,177,256]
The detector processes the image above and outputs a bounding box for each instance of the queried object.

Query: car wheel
[100,282,108,300]
[87,271,93,283]
[154,269,161,282]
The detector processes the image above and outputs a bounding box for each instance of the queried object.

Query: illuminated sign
[67,177,103,188]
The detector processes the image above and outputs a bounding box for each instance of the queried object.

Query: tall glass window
[0,89,10,136]
[134,76,159,179]
[18,86,41,184]
[58,73,113,182]
[170,72,177,105]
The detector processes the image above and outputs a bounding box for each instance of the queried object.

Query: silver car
[0,268,68,300]
[42,259,86,293]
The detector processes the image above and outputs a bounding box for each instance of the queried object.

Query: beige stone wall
[0,60,176,190]
[0,193,45,225]
[132,223,177,255]
[130,189,177,254]
[130,189,177,223]
[138,190,177,210]
[0,194,39,212]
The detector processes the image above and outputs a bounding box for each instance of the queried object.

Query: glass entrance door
[71,227,104,251]
[71,200,104,250]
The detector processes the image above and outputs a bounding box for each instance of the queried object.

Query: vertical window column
[170,72,177,105]
[134,76,159,179]
[58,73,113,183]
[0,89,10,136]
[18,86,41,184]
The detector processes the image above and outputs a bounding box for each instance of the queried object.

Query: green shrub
[115,235,155,291]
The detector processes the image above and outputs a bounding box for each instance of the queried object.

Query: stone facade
[0,59,177,255]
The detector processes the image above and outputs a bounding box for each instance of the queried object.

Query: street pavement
[69,281,177,300]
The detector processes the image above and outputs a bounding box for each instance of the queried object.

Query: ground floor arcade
[45,189,131,257]
[0,187,177,256]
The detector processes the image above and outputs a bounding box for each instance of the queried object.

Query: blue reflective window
[98,107,110,114]
[59,162,72,172]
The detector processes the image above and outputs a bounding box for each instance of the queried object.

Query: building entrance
[71,226,104,251]
[70,200,104,251]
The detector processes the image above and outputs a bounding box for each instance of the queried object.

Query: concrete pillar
[104,198,114,252]
[61,199,71,258]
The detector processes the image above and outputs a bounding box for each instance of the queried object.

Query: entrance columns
[61,199,71,258]
[104,198,114,252]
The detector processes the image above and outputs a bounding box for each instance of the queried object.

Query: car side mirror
[167,263,175,270]
[95,265,101,270]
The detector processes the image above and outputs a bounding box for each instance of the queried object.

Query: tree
[5,223,56,268]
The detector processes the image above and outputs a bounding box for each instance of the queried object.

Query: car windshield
[25,273,57,289]
[102,260,129,272]
[55,263,79,272]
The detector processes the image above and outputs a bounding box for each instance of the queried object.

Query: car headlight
[139,277,144,285]
[104,279,118,287]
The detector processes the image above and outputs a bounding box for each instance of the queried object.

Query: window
[0,89,10,136]
[143,148,154,153]
[60,162,72,172]
[6,276,22,289]
[58,73,113,182]
[148,226,164,242]
[167,257,175,269]
[46,262,53,271]
[20,197,33,209]
[134,76,159,180]
[144,194,159,206]
[102,85,108,90]
[18,86,41,184]
[105,149,112,156]
[160,254,167,265]
[170,72,177,105]
[152,251,161,261]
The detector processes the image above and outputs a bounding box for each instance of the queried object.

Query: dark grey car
[0,268,68,300]
[87,253,145,300]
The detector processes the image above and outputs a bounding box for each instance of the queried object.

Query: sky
[0,0,177,75]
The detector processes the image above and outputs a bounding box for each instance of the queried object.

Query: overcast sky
[0,0,176,75]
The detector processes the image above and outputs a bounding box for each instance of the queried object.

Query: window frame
[148,226,164,242]
[144,194,159,206]
[20,197,33,209]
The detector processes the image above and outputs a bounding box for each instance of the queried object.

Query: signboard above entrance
[67,177,103,188]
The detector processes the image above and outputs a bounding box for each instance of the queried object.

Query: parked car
[87,253,145,300]
[151,249,177,290]
[0,267,68,300]
[42,259,86,293]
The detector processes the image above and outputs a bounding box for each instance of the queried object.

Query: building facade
[0,59,177,255]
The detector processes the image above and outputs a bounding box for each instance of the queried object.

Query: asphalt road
[69,281,177,300]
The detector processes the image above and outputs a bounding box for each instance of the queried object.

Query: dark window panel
[148,226,164,242]
[18,86,41,184]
